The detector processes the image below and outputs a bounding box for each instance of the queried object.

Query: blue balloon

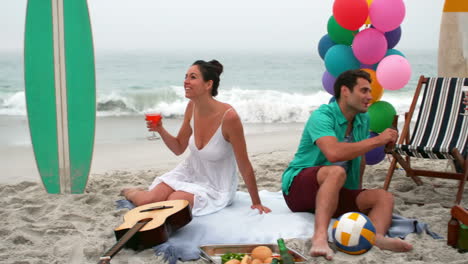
[324,45,361,77]
[365,132,386,165]
[318,34,336,60]
[385,48,405,58]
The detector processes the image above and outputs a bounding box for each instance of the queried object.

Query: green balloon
[368,101,396,133]
[327,16,358,46]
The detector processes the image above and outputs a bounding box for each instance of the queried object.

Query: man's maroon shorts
[283,166,365,218]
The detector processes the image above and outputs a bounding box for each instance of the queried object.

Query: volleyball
[332,212,376,255]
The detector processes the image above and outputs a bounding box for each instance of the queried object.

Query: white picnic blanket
[174,190,316,241]
[116,190,319,262]
[153,190,319,261]
[116,190,441,264]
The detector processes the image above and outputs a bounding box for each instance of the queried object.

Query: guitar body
[114,200,192,250]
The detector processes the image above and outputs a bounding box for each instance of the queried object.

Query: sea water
[0,49,437,146]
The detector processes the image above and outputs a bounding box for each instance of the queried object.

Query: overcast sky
[1,0,444,52]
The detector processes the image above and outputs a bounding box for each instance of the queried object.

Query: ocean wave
[0,91,26,116]
[0,87,415,123]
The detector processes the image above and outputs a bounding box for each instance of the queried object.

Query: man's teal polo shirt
[282,101,370,194]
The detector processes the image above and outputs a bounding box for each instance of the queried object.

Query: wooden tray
[199,244,307,264]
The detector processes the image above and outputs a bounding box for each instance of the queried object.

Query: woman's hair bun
[191,59,223,96]
[208,60,223,76]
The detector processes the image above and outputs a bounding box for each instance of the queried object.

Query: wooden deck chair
[384,76,468,204]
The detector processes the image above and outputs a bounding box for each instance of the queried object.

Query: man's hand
[378,128,398,145]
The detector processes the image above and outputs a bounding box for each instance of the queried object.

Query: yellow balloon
[364,0,374,25]
[362,68,383,104]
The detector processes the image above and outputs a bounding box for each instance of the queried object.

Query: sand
[1,118,467,264]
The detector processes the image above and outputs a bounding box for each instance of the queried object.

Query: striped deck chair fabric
[395,77,468,159]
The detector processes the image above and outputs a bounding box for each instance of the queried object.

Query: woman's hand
[147,119,163,133]
[251,204,271,214]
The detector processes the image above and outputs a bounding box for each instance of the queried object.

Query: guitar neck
[98,220,150,264]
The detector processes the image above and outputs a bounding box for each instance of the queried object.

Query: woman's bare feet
[375,234,413,252]
[310,235,334,260]
[120,187,145,198]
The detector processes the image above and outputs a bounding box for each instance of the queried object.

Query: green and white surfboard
[24,0,96,194]
[438,0,468,77]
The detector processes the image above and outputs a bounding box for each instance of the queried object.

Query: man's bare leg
[356,189,413,252]
[121,182,175,206]
[310,166,347,260]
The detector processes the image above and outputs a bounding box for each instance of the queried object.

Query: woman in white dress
[122,60,271,216]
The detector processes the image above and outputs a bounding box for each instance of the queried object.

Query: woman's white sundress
[148,108,238,216]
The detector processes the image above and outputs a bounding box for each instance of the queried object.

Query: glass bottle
[447,217,460,247]
[457,223,468,252]
[277,238,295,264]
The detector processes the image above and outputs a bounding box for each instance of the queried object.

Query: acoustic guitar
[98,199,192,264]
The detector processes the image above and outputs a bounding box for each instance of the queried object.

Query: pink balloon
[370,0,406,32]
[376,55,411,91]
[352,28,387,65]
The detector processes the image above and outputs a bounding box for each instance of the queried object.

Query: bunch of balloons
[318,0,410,165]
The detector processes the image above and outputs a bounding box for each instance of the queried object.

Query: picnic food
[251,246,273,261]
[251,258,263,264]
[221,253,245,264]
[221,246,275,264]
[240,255,251,264]
[225,260,241,264]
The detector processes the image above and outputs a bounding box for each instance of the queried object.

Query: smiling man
[281,69,413,260]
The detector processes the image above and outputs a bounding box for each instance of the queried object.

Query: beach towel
[116,190,441,264]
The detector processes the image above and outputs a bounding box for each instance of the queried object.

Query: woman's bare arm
[223,109,271,214]
[150,101,193,155]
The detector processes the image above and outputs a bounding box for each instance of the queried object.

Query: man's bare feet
[375,234,413,252]
[310,236,334,260]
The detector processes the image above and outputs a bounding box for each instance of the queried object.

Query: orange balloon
[364,0,374,25]
[362,68,383,104]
